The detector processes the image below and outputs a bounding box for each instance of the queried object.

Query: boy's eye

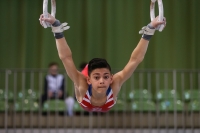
[94,76,99,80]
[104,76,109,79]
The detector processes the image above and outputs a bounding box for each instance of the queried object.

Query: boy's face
[49,65,58,76]
[87,68,113,94]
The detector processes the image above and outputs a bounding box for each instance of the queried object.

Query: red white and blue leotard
[78,85,116,112]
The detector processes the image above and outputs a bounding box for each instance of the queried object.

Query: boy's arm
[55,38,80,85]
[113,38,149,87]
[39,14,82,87]
[113,17,166,88]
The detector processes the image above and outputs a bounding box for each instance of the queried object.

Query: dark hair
[48,62,59,68]
[88,58,111,76]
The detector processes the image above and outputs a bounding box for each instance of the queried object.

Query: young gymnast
[39,14,166,112]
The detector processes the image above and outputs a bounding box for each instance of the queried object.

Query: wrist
[142,34,152,41]
[148,23,155,29]
[52,20,61,27]
[51,20,64,39]
[139,23,156,41]
[51,20,70,39]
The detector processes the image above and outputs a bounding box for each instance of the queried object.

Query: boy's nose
[99,78,104,84]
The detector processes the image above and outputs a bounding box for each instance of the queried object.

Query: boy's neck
[91,88,106,99]
[91,92,107,106]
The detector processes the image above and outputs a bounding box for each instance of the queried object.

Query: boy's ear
[87,77,91,84]
[110,74,113,84]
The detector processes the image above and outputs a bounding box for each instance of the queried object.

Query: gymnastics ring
[42,0,56,28]
[150,0,164,32]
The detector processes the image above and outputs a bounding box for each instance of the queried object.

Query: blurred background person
[40,62,74,116]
